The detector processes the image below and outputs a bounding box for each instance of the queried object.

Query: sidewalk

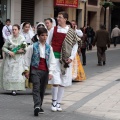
[43,66,120,120]
[0,45,120,120]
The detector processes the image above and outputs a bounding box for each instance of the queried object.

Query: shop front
[54,0,78,23]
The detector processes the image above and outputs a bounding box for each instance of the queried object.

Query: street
[0,46,120,120]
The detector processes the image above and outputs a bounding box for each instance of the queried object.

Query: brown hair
[37,27,48,36]
[22,22,30,28]
[13,24,20,30]
[58,11,68,20]
[71,20,77,24]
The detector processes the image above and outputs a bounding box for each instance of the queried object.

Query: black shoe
[12,91,16,96]
[39,108,44,114]
[83,63,86,66]
[103,61,106,65]
[97,63,102,66]
[34,107,40,116]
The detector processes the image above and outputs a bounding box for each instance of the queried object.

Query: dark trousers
[0,49,3,59]
[31,69,48,108]
[87,37,92,50]
[113,36,118,47]
[81,48,86,64]
[97,47,106,64]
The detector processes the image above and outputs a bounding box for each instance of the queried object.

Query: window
[21,0,35,26]
[88,0,98,6]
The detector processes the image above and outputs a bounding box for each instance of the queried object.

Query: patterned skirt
[72,53,86,81]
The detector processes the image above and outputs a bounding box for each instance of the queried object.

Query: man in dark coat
[86,25,95,50]
[93,24,110,66]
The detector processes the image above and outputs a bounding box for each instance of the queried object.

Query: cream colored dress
[0,35,26,90]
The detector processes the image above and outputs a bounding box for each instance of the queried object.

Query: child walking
[24,27,56,116]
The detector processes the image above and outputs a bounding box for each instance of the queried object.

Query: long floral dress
[0,34,27,90]
[72,53,86,81]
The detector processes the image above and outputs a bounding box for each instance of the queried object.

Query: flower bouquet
[11,42,27,54]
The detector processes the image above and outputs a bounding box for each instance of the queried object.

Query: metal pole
[104,0,107,27]
[84,2,87,27]
[104,7,107,26]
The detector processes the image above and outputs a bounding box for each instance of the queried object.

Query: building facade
[86,0,109,31]
[2,0,118,32]
[0,0,85,28]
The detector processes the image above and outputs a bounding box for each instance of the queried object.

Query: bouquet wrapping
[11,42,27,54]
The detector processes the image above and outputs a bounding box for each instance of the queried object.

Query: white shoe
[51,104,57,112]
[12,91,16,96]
[57,103,62,112]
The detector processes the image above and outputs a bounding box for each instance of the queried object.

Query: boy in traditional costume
[48,11,81,112]
[24,28,56,116]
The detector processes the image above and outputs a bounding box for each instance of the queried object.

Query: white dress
[0,35,26,90]
[48,25,78,87]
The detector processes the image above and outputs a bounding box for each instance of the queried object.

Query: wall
[34,0,54,26]
[86,0,109,31]
[10,0,21,25]
[78,2,84,28]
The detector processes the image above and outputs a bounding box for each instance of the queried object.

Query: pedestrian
[71,20,83,38]
[86,24,95,50]
[0,21,4,59]
[93,24,110,66]
[20,22,34,45]
[44,18,56,44]
[0,24,27,95]
[80,28,88,66]
[111,25,120,47]
[48,11,80,112]
[45,18,53,31]
[32,22,46,43]
[24,27,56,116]
[2,19,12,42]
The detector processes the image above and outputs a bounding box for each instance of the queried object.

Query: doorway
[21,0,35,26]
[87,11,97,31]
[76,9,82,28]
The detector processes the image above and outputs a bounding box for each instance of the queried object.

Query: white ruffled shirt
[24,42,56,75]
[46,25,79,60]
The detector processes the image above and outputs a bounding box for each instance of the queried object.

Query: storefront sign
[54,0,78,8]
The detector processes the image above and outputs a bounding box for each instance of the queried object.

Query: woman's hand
[24,72,29,79]
[65,58,72,64]
[9,51,15,57]
[49,74,53,80]
[17,49,25,53]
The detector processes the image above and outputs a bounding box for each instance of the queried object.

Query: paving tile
[63,93,89,101]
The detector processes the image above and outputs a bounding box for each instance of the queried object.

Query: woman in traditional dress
[32,22,46,43]
[44,18,56,44]
[20,22,34,45]
[0,21,4,59]
[70,20,86,81]
[1,24,27,95]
